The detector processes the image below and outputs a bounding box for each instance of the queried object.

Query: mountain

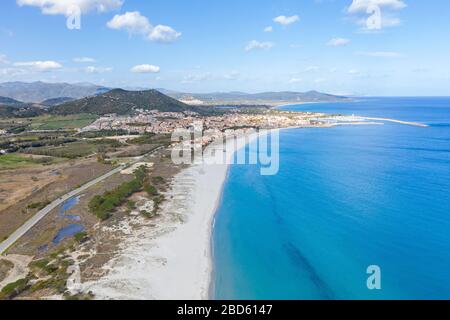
[0,95,47,118]
[0,96,25,107]
[0,81,110,103]
[0,105,45,118]
[40,97,76,106]
[51,89,198,115]
[164,90,350,106]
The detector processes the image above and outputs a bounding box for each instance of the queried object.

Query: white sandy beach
[80,133,257,300]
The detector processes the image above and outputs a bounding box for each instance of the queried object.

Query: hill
[51,89,198,115]
[0,105,45,118]
[41,97,76,106]
[0,81,110,103]
[164,89,350,106]
[0,96,25,107]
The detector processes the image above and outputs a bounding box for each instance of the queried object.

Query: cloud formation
[16,0,123,16]
[74,57,96,63]
[327,38,351,47]
[347,0,407,13]
[245,40,274,52]
[131,64,160,73]
[13,60,62,71]
[273,15,299,26]
[107,11,181,43]
[0,54,9,64]
[356,51,403,57]
[84,66,112,73]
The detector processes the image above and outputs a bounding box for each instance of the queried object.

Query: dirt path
[0,255,33,290]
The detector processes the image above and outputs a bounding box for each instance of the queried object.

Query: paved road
[0,165,126,255]
[0,145,165,255]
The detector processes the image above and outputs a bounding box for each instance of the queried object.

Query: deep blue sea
[213,97,450,300]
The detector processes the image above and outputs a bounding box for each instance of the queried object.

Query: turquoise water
[213,97,450,300]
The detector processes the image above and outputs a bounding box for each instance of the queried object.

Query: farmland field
[0,153,60,170]
[28,114,98,130]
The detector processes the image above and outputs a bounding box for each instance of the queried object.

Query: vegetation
[26,254,74,297]
[152,195,165,216]
[140,210,156,219]
[144,184,158,197]
[27,200,51,211]
[74,231,88,243]
[27,114,98,130]
[0,154,57,170]
[89,166,148,220]
[128,133,171,146]
[0,278,31,300]
[152,176,165,185]
[51,89,202,116]
[23,139,120,159]
[126,200,136,209]
[76,129,138,138]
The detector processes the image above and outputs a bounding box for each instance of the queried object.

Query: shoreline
[80,132,258,300]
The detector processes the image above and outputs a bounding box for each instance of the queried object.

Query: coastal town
[79,108,329,134]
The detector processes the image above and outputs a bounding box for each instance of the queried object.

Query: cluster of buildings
[80,109,328,135]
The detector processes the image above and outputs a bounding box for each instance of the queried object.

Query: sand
[80,133,258,300]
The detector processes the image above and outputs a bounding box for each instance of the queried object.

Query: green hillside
[51,89,198,115]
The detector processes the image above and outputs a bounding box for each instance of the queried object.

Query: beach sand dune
[81,135,254,300]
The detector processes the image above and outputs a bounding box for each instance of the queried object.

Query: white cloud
[84,66,112,73]
[0,68,27,77]
[182,73,213,84]
[264,26,273,32]
[356,16,401,30]
[13,60,62,71]
[245,40,274,52]
[327,38,350,47]
[0,54,9,64]
[74,57,96,63]
[348,69,361,75]
[356,51,403,57]
[347,0,407,13]
[314,78,327,83]
[107,11,151,34]
[224,71,240,80]
[148,25,181,43]
[16,0,123,16]
[289,78,303,84]
[131,64,160,73]
[107,11,181,43]
[305,66,320,72]
[273,15,300,26]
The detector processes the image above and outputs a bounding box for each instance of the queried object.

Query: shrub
[74,232,88,243]
[144,184,158,197]
[1,278,30,299]
[88,166,148,220]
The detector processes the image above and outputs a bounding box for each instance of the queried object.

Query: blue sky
[0,0,449,96]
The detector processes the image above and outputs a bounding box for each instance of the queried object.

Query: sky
[0,0,449,96]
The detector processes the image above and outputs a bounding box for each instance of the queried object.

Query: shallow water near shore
[213,97,450,299]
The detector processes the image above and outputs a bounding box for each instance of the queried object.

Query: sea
[212,97,450,300]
